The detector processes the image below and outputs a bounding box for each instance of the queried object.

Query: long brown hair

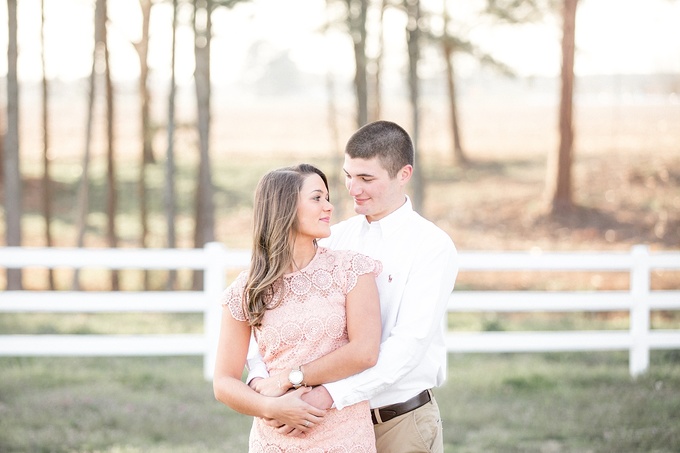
[244,164,329,327]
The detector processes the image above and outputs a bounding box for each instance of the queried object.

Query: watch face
[289,370,304,385]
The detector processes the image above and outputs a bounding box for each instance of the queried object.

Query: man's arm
[324,236,458,409]
[246,333,269,383]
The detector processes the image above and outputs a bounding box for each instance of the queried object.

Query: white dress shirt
[318,197,458,410]
[245,197,458,410]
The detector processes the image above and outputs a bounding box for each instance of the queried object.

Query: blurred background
[2,2,680,452]
[1,0,679,289]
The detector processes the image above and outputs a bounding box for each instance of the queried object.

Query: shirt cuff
[245,362,269,385]
[323,379,354,411]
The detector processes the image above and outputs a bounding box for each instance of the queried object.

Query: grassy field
[1,352,679,453]
[1,96,679,451]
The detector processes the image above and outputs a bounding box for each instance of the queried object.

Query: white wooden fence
[1,243,679,379]
[446,245,680,377]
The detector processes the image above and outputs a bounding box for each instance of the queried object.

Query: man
[250,120,458,452]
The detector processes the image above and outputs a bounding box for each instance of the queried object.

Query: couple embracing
[213,120,458,453]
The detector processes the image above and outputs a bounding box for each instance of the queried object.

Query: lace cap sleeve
[336,250,382,294]
[220,270,248,322]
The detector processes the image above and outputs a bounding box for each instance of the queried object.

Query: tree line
[2,0,579,290]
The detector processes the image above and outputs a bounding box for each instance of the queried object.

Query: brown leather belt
[371,389,432,424]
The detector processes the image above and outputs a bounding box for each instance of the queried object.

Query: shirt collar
[361,196,413,237]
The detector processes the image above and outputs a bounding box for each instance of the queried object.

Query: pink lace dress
[222,247,381,453]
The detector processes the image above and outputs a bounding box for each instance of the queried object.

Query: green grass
[0,356,251,453]
[1,352,679,452]
[4,116,679,451]
[439,351,680,453]
[0,313,203,335]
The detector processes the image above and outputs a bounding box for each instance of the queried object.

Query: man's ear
[398,165,413,186]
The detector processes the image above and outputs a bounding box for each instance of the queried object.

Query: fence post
[203,242,226,380]
[629,245,651,378]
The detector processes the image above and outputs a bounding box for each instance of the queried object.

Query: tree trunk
[165,0,179,289]
[41,0,55,289]
[134,0,153,289]
[325,65,346,221]
[73,0,103,290]
[193,0,216,289]
[347,0,369,127]
[102,0,120,290]
[136,0,155,166]
[370,0,387,122]
[442,0,468,166]
[0,108,4,179]
[547,0,578,214]
[405,0,424,212]
[4,0,22,289]
[323,0,345,220]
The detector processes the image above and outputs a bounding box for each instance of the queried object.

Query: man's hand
[301,385,334,410]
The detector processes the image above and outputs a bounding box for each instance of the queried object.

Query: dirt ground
[204,100,680,253]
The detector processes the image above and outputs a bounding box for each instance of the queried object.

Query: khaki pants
[373,393,444,453]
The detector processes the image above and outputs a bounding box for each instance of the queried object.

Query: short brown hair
[345,121,414,177]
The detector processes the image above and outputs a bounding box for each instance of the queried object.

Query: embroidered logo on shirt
[388,275,393,283]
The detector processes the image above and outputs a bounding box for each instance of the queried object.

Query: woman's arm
[252,272,381,394]
[212,308,326,430]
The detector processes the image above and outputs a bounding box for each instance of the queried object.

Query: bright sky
[1,0,679,83]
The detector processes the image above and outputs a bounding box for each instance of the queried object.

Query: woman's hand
[261,387,326,436]
[250,372,290,397]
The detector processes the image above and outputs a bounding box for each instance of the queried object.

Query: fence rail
[1,243,679,379]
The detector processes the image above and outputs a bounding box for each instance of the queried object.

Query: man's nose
[347,180,361,196]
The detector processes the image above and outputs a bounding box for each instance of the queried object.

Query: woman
[213,164,382,452]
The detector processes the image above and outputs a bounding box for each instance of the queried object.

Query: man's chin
[353,204,370,215]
